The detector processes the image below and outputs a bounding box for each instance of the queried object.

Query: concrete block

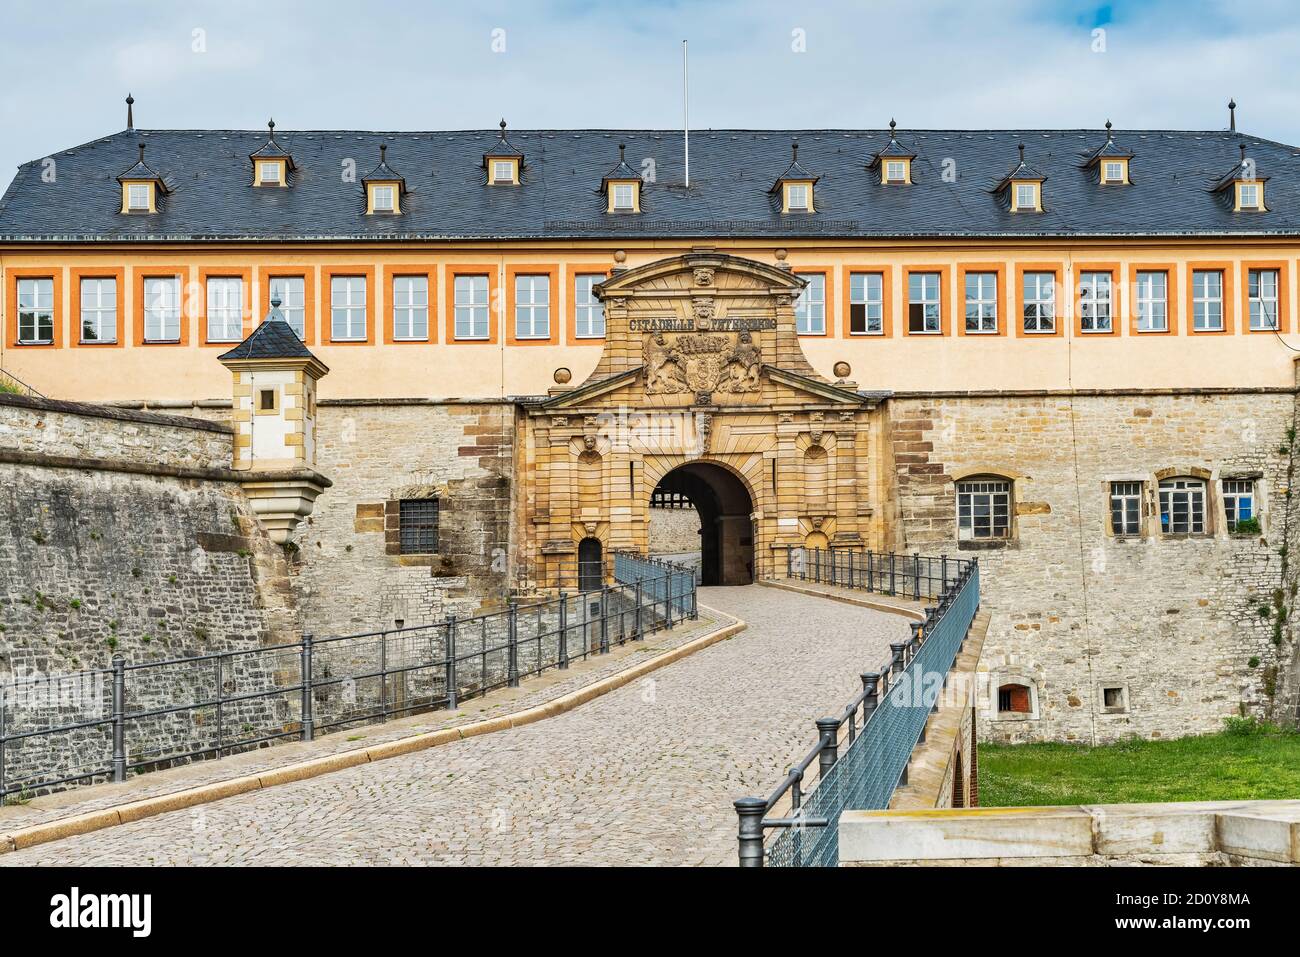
[839,806,1093,863]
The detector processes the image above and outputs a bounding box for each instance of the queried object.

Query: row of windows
[793,267,1285,336]
[12,273,607,345]
[956,475,1259,542]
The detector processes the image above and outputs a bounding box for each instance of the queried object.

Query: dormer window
[127,183,151,211]
[1013,182,1040,211]
[361,144,406,215]
[249,120,295,188]
[601,144,642,214]
[1210,143,1267,213]
[1237,181,1262,210]
[772,142,818,214]
[997,143,1046,213]
[483,119,524,186]
[116,142,168,215]
[872,119,916,186]
[1086,122,1133,186]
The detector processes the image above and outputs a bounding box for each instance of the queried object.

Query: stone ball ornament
[553,367,572,385]
[833,361,852,380]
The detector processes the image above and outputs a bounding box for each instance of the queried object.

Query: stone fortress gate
[520,251,890,588]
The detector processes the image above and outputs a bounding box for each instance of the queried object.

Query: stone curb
[758,579,927,622]
[0,611,745,856]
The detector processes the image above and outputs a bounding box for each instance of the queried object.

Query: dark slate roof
[218,301,318,362]
[3,126,1300,241]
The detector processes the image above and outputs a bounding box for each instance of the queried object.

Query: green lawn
[979,726,1300,807]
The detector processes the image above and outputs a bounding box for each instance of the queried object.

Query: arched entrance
[651,462,754,585]
[577,536,603,591]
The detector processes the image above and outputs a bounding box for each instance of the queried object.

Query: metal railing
[785,546,966,601]
[0,559,697,800]
[735,552,980,867]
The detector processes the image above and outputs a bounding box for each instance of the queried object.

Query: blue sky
[1,0,1297,191]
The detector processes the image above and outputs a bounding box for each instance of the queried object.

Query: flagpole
[683,39,690,188]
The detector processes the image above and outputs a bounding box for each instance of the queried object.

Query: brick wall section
[290,401,516,636]
[889,390,1300,743]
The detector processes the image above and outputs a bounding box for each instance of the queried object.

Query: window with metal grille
[399,498,439,554]
[956,478,1011,541]
[1109,481,1142,536]
[997,684,1031,714]
[1158,477,1206,534]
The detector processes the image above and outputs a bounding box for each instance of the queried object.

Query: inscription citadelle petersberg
[628,317,777,333]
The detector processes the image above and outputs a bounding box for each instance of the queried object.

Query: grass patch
[980,724,1300,806]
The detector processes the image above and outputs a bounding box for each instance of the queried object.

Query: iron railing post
[299,635,314,742]
[786,546,793,579]
[445,615,458,709]
[599,586,610,654]
[507,602,520,687]
[912,552,921,600]
[867,549,875,592]
[848,549,855,589]
[558,593,569,667]
[632,582,643,640]
[816,717,840,778]
[690,575,699,620]
[890,642,906,679]
[111,655,126,781]
[735,797,768,868]
[941,552,949,591]
[0,682,7,799]
[861,672,880,725]
[214,654,225,757]
[889,552,896,595]
[379,629,389,721]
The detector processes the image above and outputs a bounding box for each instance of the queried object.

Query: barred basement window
[399,498,439,554]
[1109,481,1142,536]
[1158,477,1206,535]
[956,477,1011,541]
[998,684,1032,714]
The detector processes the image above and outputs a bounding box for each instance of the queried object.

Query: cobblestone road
[3,585,909,866]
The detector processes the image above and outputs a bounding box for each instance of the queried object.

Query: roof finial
[889,118,897,139]
[1018,142,1025,164]
[1229,98,1237,132]
[380,143,387,163]
[618,143,626,161]
[791,141,799,161]
[126,94,134,130]
[1104,118,1113,134]
[499,118,508,135]
[138,142,146,163]
[268,118,276,140]
[1240,142,1248,164]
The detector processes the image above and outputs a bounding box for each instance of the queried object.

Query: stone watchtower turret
[217,297,331,543]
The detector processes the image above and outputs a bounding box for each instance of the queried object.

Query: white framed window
[1013,182,1038,210]
[330,276,367,341]
[16,278,54,344]
[1222,479,1257,532]
[127,183,150,211]
[964,271,997,333]
[1249,268,1279,330]
[514,275,550,340]
[79,277,117,343]
[786,183,810,211]
[1079,271,1112,333]
[956,478,1012,541]
[574,274,605,338]
[1135,270,1168,332]
[885,160,907,183]
[268,276,306,339]
[371,185,395,212]
[611,183,636,211]
[258,161,281,184]
[454,274,490,340]
[849,272,883,335]
[908,272,941,334]
[794,272,825,334]
[1102,160,1125,183]
[143,276,181,342]
[1021,272,1056,333]
[392,275,429,341]
[205,277,244,342]
[1238,182,1261,209]
[1159,477,1206,535]
[492,160,515,184]
[1109,481,1142,536]
[1191,270,1223,332]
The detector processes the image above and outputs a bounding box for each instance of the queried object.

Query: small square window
[1238,183,1261,210]
[399,498,439,554]
[492,160,515,184]
[1101,686,1128,713]
[1013,182,1039,211]
[612,182,636,211]
[1102,160,1125,184]
[127,183,150,211]
[258,388,277,412]
[1223,479,1257,532]
[258,161,281,184]
[997,684,1032,714]
[885,160,907,183]
[371,185,395,211]
[786,183,810,211]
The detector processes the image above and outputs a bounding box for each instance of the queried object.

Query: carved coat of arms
[643,331,762,396]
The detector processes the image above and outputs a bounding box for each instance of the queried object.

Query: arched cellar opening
[649,462,754,585]
[577,536,603,592]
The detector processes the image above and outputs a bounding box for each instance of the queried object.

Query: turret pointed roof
[219,297,326,373]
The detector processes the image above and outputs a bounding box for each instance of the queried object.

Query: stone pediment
[543,250,877,412]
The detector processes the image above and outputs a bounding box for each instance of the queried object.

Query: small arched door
[578,537,603,591]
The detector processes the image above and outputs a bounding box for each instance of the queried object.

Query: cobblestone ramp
[2,585,909,867]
